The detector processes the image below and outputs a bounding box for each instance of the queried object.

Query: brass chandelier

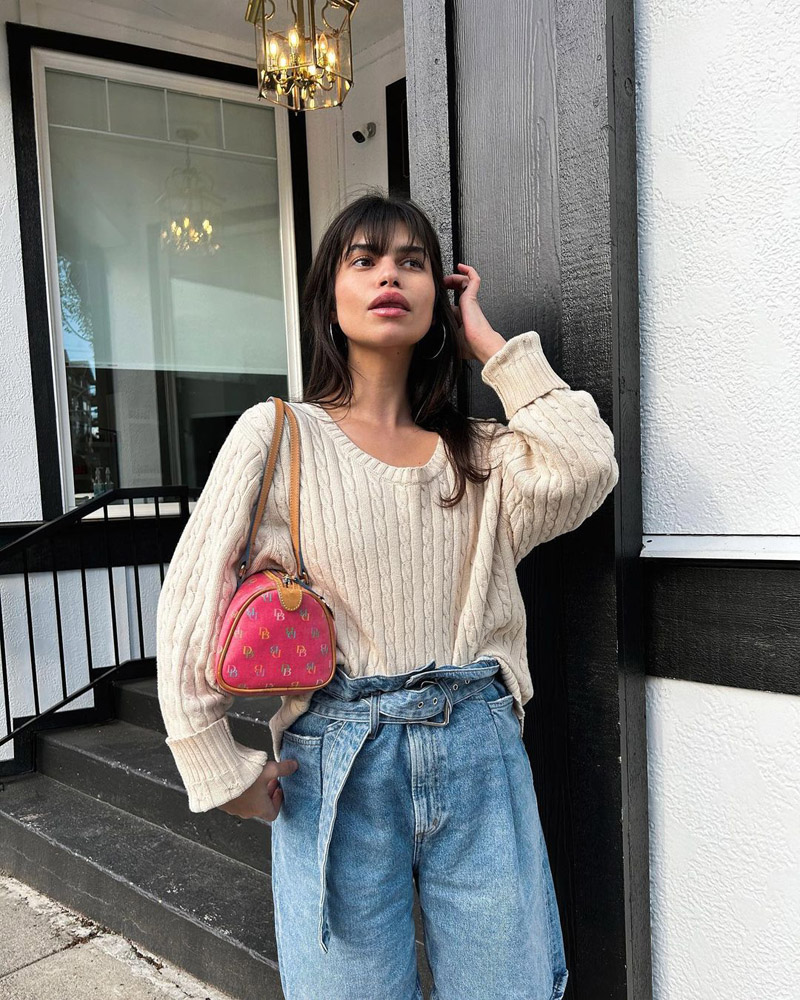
[244,0,359,112]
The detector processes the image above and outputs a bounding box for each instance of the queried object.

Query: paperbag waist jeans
[271,656,569,1000]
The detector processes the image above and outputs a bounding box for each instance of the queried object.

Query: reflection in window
[45,70,290,504]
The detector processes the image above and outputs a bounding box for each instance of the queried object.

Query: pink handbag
[214,397,336,697]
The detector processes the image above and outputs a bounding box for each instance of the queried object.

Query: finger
[456,263,480,285]
[273,758,299,776]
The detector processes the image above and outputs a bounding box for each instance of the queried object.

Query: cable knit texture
[156,331,619,812]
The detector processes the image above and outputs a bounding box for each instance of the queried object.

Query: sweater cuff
[165,715,269,813]
[480,331,570,419]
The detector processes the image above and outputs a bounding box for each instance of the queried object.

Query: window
[33,53,299,508]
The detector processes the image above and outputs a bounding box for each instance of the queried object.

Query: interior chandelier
[244,0,359,112]
[157,128,223,255]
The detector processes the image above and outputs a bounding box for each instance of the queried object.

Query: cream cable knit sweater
[156,331,619,813]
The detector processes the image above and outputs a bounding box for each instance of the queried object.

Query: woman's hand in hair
[217,757,299,822]
[444,263,508,364]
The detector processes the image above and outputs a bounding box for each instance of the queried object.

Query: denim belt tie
[304,657,502,954]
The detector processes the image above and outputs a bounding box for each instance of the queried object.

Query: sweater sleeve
[156,403,280,813]
[480,330,619,565]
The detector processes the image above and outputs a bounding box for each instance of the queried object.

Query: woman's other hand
[218,757,299,821]
[443,263,507,364]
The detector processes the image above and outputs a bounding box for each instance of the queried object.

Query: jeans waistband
[307,657,501,734]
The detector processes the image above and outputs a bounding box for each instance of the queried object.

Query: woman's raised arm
[480,331,619,565]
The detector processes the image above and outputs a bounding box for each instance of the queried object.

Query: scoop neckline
[297,401,449,485]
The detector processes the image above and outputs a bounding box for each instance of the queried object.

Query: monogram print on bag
[311,626,320,638]
[305,661,317,673]
[242,645,254,659]
[254,663,265,676]
[290,680,300,687]
[281,664,292,676]
[259,626,270,639]
[246,606,258,620]
[226,665,239,678]
[320,643,329,654]
[270,645,281,657]
[300,608,310,621]
[296,644,307,656]
[234,627,244,639]
[274,609,285,621]
[286,626,296,639]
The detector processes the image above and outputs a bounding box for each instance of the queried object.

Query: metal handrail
[0,486,199,767]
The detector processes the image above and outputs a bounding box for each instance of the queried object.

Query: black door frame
[402,2,651,998]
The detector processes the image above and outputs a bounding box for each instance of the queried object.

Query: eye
[352,255,425,268]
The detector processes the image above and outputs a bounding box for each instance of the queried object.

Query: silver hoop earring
[328,321,336,342]
[421,322,447,359]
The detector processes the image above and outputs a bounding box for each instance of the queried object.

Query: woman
[156,192,619,999]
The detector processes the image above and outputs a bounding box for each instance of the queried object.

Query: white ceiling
[93,0,404,56]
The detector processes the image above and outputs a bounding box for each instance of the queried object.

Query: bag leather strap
[236,397,307,589]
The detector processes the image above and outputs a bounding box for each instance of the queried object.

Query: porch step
[0,770,282,1000]
[1,678,434,998]
[36,718,272,873]
[113,676,282,749]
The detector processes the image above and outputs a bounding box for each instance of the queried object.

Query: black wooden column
[403,2,651,998]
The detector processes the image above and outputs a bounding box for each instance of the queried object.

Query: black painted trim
[4,22,311,525]
[644,559,800,696]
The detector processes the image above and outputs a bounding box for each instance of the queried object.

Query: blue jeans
[271,656,569,1000]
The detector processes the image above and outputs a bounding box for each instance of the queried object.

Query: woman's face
[331,223,437,350]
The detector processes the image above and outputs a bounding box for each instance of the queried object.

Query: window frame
[6,23,311,522]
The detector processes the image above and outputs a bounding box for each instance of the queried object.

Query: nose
[378,257,401,285]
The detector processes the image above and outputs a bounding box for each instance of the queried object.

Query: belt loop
[367,693,381,740]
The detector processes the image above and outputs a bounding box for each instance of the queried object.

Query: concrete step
[113,677,282,751]
[36,718,272,873]
[0,771,282,1000]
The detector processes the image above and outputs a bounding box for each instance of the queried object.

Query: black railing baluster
[49,536,68,700]
[129,497,145,659]
[0,591,11,740]
[153,494,165,585]
[21,548,40,715]
[0,487,200,763]
[103,504,120,666]
[77,514,93,675]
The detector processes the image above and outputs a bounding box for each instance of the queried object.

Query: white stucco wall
[0,1,40,522]
[646,677,800,998]
[635,3,800,997]
[634,0,800,537]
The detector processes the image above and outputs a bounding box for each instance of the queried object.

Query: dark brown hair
[297,191,495,508]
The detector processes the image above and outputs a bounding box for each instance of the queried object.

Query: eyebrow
[345,242,426,258]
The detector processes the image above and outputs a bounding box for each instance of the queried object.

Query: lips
[369,293,410,310]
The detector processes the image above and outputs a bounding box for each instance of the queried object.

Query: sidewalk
[0,872,239,1000]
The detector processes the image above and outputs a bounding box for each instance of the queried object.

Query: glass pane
[223,101,277,158]
[44,69,289,503]
[108,81,167,140]
[167,91,223,148]
[46,71,107,131]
